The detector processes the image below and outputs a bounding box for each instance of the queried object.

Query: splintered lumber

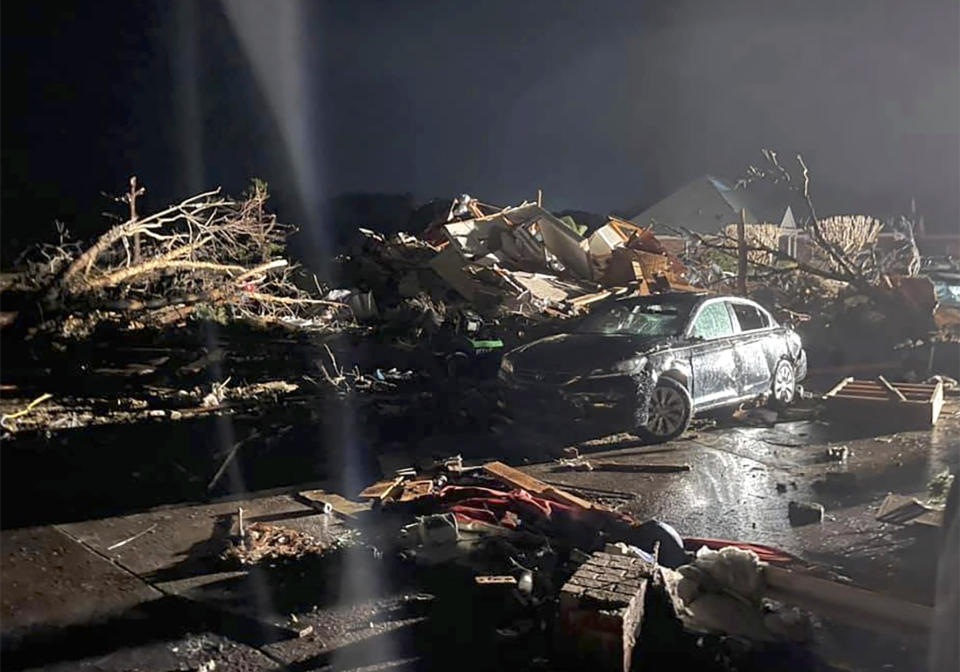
[591,461,691,473]
[482,461,608,511]
[358,477,404,502]
[764,566,933,636]
[823,377,943,427]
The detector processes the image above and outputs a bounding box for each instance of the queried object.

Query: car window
[576,302,686,337]
[732,303,768,331]
[691,302,735,340]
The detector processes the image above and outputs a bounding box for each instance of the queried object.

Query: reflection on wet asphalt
[523,398,960,605]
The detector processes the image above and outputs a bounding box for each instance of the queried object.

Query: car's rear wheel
[637,377,693,443]
[769,359,797,409]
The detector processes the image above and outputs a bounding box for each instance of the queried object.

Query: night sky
[2,0,958,260]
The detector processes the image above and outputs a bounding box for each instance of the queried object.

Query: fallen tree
[13,178,350,335]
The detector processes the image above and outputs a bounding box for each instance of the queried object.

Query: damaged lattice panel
[824,377,944,427]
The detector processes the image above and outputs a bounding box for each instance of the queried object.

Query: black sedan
[498,292,807,442]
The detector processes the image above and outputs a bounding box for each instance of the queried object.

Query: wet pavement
[1,394,957,670]
[526,401,958,604]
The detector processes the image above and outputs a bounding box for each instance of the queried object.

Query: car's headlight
[614,356,647,375]
[500,357,514,375]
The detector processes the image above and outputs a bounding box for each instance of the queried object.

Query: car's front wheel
[768,359,797,409]
[637,377,693,443]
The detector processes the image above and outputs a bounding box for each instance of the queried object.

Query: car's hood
[507,333,672,375]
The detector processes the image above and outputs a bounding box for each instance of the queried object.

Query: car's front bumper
[497,370,636,428]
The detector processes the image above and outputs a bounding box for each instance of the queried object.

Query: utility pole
[737,208,748,296]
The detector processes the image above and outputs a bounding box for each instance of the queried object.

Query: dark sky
[2,0,958,257]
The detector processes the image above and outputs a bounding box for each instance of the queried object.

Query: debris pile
[642,152,957,380]
[329,455,936,670]
[337,200,697,335]
[223,521,356,566]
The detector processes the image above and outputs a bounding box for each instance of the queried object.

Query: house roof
[630,175,808,235]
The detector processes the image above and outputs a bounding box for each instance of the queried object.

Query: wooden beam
[764,566,932,636]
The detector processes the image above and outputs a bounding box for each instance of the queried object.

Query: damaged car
[498,292,806,442]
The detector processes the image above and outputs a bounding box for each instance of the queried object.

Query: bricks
[558,551,653,672]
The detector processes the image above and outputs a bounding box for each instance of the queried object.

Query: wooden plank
[834,392,926,407]
[877,376,908,401]
[844,382,936,391]
[483,461,550,494]
[930,380,944,424]
[482,461,608,511]
[543,486,603,511]
[832,393,927,403]
[358,477,404,501]
[764,566,933,636]
[839,387,933,397]
[824,377,853,398]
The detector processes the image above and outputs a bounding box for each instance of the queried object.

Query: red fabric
[436,485,578,528]
[683,537,796,564]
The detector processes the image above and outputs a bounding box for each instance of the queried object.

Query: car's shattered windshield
[576,301,689,336]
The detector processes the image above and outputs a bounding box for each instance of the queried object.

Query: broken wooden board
[483,461,551,495]
[876,493,944,527]
[358,477,404,502]
[298,489,372,519]
[482,461,608,512]
[823,377,944,427]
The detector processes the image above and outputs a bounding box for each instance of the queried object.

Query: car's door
[729,301,776,396]
[687,300,739,406]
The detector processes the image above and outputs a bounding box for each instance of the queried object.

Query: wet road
[2,394,956,671]
[521,398,959,604]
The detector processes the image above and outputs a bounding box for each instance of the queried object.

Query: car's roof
[610,292,768,312]
[613,291,709,304]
